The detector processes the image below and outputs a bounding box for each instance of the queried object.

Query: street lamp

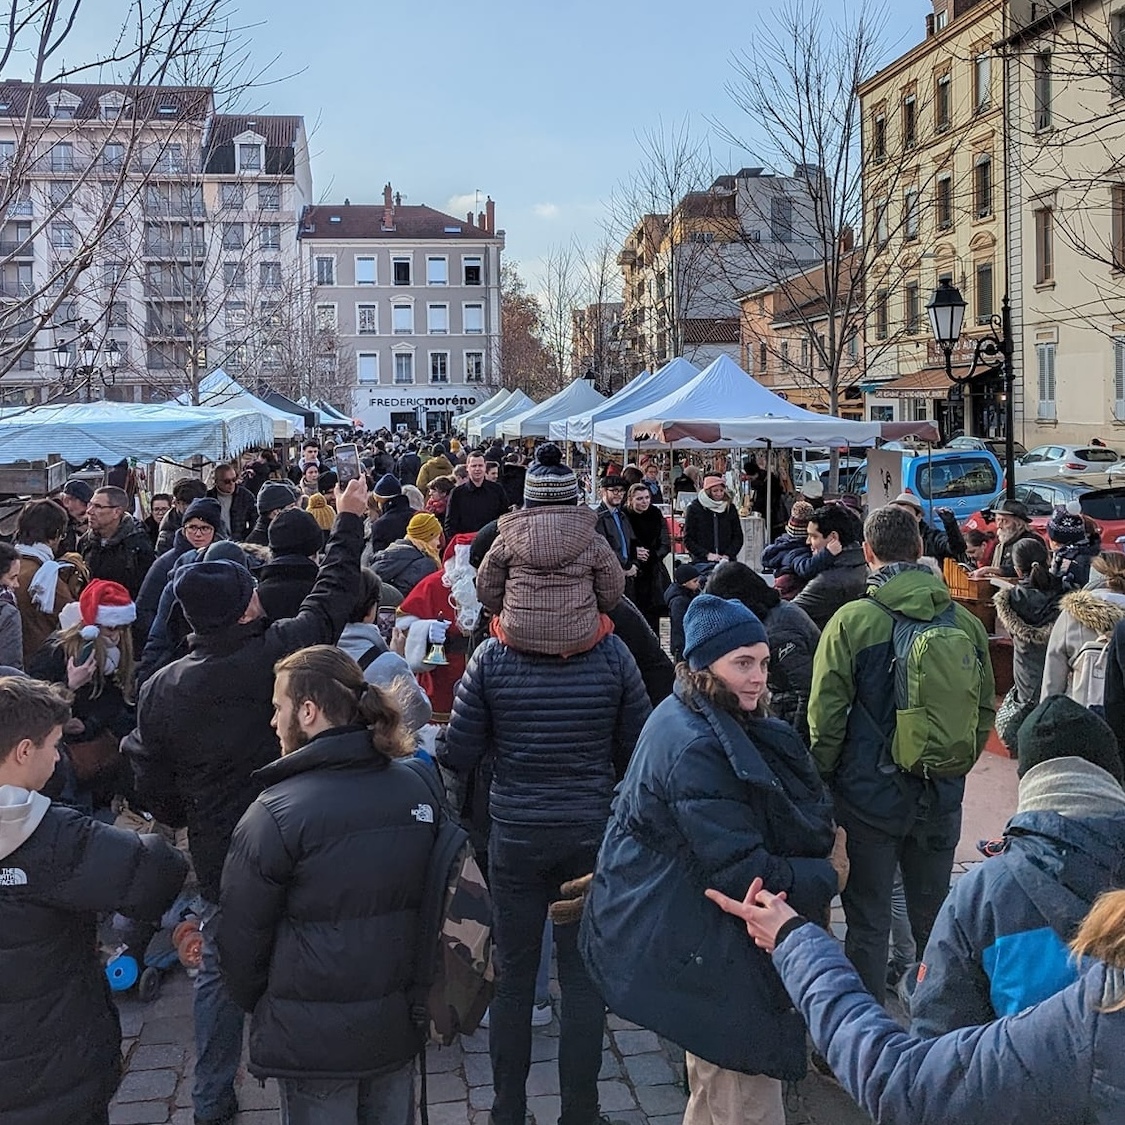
[53,323,121,397]
[927,278,1016,499]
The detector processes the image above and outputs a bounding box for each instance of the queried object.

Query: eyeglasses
[183,523,213,534]
[604,487,625,494]
[88,502,120,511]
[216,477,236,486]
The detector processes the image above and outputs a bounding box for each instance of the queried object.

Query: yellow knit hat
[305,491,335,530]
[406,512,443,542]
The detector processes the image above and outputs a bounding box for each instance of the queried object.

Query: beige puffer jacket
[1040,588,1125,700]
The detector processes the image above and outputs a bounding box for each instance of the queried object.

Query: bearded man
[972,499,1041,579]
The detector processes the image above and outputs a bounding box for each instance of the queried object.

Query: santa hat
[442,532,477,563]
[71,580,137,629]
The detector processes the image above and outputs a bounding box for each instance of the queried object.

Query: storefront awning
[871,369,955,399]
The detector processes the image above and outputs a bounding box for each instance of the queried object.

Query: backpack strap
[356,644,381,672]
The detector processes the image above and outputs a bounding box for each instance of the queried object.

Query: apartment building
[857,0,1005,439]
[301,186,505,432]
[570,300,625,393]
[0,80,311,402]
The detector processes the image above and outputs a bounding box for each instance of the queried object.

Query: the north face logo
[411,804,434,824]
[0,868,27,885]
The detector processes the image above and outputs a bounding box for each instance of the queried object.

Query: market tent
[456,388,511,427]
[180,370,299,441]
[499,379,607,440]
[0,401,272,464]
[598,354,891,448]
[552,359,697,443]
[315,400,354,427]
[467,390,535,440]
[261,389,317,431]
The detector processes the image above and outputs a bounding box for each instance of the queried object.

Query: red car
[962,474,1125,551]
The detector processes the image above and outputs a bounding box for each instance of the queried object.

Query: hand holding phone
[334,443,361,487]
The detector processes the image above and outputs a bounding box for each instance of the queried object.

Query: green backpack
[873,600,986,778]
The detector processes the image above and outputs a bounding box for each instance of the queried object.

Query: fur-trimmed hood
[994,584,1062,645]
[1059,588,1125,635]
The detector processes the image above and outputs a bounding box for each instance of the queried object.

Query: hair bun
[535,443,563,467]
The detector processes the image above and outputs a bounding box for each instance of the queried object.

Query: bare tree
[569,237,625,393]
[537,241,580,392]
[499,260,553,396]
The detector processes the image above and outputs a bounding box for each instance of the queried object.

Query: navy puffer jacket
[443,635,651,827]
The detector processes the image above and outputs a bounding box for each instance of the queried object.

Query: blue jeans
[839,805,961,1002]
[193,900,245,1121]
[488,823,605,1125]
[279,1063,414,1125]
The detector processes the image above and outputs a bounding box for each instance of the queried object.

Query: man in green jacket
[808,504,995,1002]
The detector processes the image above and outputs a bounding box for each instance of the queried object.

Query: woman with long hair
[372,511,443,598]
[624,482,671,633]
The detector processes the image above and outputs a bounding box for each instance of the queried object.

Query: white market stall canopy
[179,369,301,440]
[455,388,512,426]
[467,390,536,440]
[551,359,698,443]
[0,401,272,465]
[313,400,354,426]
[499,379,607,440]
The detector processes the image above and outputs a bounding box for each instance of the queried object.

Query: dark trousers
[838,803,961,1002]
[488,823,606,1125]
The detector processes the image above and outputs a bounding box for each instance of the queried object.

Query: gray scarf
[1018,758,1125,818]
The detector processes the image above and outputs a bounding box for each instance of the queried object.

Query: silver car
[1013,443,1121,481]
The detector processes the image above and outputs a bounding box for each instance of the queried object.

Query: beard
[996,523,1026,546]
[280,715,311,756]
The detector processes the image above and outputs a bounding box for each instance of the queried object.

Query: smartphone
[376,607,397,644]
[334,443,361,486]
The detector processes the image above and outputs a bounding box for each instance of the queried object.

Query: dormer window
[99,94,126,121]
[238,143,262,173]
[46,91,80,120]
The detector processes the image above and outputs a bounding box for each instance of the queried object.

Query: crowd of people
[1,429,1125,1125]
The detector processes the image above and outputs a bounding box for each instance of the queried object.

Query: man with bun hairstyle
[682,472,743,564]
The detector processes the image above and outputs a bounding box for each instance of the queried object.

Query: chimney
[394,191,402,207]
[467,211,473,225]
[383,183,394,231]
[485,197,495,235]
[477,211,486,231]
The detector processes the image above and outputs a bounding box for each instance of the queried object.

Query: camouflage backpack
[405,759,495,1048]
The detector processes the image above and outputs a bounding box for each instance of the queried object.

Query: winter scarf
[696,490,730,514]
[17,543,65,614]
[1019,757,1125,818]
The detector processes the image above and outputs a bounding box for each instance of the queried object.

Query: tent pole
[765,440,773,546]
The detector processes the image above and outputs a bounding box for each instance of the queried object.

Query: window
[973,156,993,218]
[393,256,412,285]
[107,301,128,329]
[1034,53,1052,131]
[465,351,484,383]
[1112,10,1125,99]
[49,221,74,250]
[222,223,244,250]
[974,52,991,112]
[463,256,482,285]
[770,197,794,243]
[47,180,72,211]
[430,351,449,383]
[357,304,378,334]
[759,341,768,373]
[220,182,244,209]
[392,302,413,334]
[427,303,449,334]
[157,144,184,173]
[238,143,261,172]
[315,303,337,332]
[935,72,951,132]
[875,198,889,247]
[781,340,791,366]
[259,261,282,288]
[355,256,377,285]
[905,281,921,334]
[1035,207,1054,283]
[426,256,448,285]
[393,352,414,384]
[48,142,74,174]
[225,300,247,328]
[936,173,953,229]
[224,262,246,289]
[104,260,126,288]
[463,303,484,334]
[976,261,994,323]
[1113,184,1125,271]
[358,353,380,384]
[847,331,859,361]
[258,184,280,211]
[1036,341,1056,419]
[902,94,917,147]
[872,112,887,161]
[259,301,282,330]
[315,256,335,286]
[904,189,920,240]
[875,290,889,340]
[259,223,281,250]
[934,8,948,31]
[1114,337,1125,418]
[102,143,125,172]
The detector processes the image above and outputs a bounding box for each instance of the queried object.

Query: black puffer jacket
[135,529,195,640]
[761,599,821,743]
[368,495,413,554]
[792,544,868,629]
[256,556,318,622]
[683,499,743,563]
[219,729,436,1080]
[372,540,438,598]
[0,792,186,1125]
[127,514,364,901]
[79,514,157,599]
[442,634,651,826]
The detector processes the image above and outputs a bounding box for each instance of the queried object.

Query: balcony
[617,248,637,267]
[143,202,206,219]
[7,200,33,218]
[143,239,207,259]
[0,239,34,257]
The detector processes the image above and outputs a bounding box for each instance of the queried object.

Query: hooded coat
[994,582,1064,706]
[1041,587,1125,700]
[475,506,625,655]
[415,454,454,492]
[0,787,186,1125]
[371,539,439,598]
[580,685,836,1078]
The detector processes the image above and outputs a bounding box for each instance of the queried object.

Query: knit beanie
[1017,694,1124,781]
[306,492,335,531]
[1047,504,1086,546]
[786,500,814,536]
[62,478,93,504]
[77,579,136,628]
[407,512,443,542]
[318,469,338,493]
[200,541,249,569]
[257,480,299,516]
[172,560,257,634]
[268,509,324,557]
[374,473,402,499]
[182,496,224,532]
[523,443,579,507]
[682,594,770,671]
[674,563,701,585]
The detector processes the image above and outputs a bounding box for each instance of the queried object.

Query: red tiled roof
[300,204,493,241]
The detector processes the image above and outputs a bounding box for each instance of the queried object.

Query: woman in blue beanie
[580,594,844,1125]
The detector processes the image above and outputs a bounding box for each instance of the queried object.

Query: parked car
[849,447,1003,524]
[946,434,1028,460]
[791,457,865,492]
[1013,443,1121,481]
[962,474,1125,550]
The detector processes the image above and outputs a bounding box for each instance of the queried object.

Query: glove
[548,874,593,926]
[428,620,450,644]
[829,826,849,893]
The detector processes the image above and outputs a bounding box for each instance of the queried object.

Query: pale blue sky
[71,0,927,283]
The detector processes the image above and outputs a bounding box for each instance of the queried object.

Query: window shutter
[1114,338,1125,419]
[1037,343,1056,419]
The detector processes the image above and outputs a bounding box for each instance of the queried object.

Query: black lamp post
[927,278,1016,499]
[53,322,121,398]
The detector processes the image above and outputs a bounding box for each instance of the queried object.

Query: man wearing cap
[126,478,369,1125]
[595,474,638,589]
[972,498,1041,579]
[369,474,413,553]
[56,479,92,555]
[78,486,156,600]
[888,493,967,566]
[206,463,255,541]
[683,474,744,565]
[244,480,300,547]
[910,695,1125,1037]
[444,453,511,537]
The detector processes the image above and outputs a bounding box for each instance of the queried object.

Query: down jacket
[372,539,439,598]
[580,685,836,1079]
[218,729,437,1080]
[368,494,414,554]
[792,544,868,630]
[760,599,821,743]
[0,788,187,1125]
[78,514,156,599]
[994,581,1063,706]
[135,528,195,639]
[442,635,651,826]
[476,506,625,655]
[1040,588,1125,700]
[773,920,1125,1125]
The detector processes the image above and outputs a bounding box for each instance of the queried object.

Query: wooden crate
[0,459,68,497]
[943,558,997,634]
